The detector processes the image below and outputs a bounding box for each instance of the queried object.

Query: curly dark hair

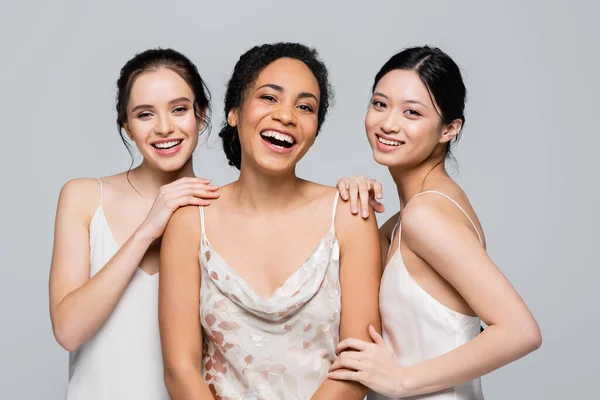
[219,42,333,169]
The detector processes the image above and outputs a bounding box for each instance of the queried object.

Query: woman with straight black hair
[331,46,542,399]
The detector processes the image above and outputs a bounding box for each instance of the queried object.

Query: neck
[232,163,302,213]
[390,157,448,210]
[129,158,195,198]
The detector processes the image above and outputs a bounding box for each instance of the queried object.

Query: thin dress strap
[410,191,483,245]
[387,221,400,259]
[97,178,103,207]
[198,206,206,234]
[330,191,340,230]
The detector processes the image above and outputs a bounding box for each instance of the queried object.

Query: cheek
[364,110,379,134]
[297,116,318,148]
[406,121,440,147]
[126,120,151,143]
[179,113,201,133]
[241,100,270,127]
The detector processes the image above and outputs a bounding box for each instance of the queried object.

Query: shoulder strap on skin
[97,178,103,206]
[198,206,205,233]
[410,191,483,245]
[330,191,340,230]
[387,221,400,259]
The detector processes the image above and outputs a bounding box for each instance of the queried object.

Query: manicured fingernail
[362,209,368,218]
[352,206,358,213]
[376,194,383,199]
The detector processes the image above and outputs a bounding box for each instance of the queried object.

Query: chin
[147,155,191,173]
[253,157,296,175]
[372,151,398,167]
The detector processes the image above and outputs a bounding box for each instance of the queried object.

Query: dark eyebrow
[257,83,318,103]
[298,92,318,102]
[404,99,428,108]
[373,91,388,99]
[373,92,428,108]
[130,97,192,114]
[169,97,193,105]
[256,83,284,93]
[131,104,153,113]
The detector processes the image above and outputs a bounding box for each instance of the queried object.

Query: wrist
[132,224,158,246]
[393,366,412,398]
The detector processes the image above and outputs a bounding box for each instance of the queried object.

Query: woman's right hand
[336,176,385,218]
[139,177,219,241]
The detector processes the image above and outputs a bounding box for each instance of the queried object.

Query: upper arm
[49,179,97,319]
[159,206,203,371]
[336,200,383,341]
[402,200,539,331]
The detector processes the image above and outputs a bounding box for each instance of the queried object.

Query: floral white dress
[198,193,341,400]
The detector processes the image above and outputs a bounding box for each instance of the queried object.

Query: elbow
[509,319,542,356]
[163,360,200,393]
[163,371,178,396]
[52,324,82,352]
[523,323,542,353]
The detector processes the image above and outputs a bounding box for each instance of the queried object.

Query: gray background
[1,0,597,398]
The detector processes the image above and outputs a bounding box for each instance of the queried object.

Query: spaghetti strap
[387,221,400,259]
[97,178,103,206]
[410,191,483,245]
[330,191,340,230]
[198,206,206,233]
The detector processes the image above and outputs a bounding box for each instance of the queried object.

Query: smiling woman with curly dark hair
[158,42,382,400]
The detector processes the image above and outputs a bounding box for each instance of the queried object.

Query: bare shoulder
[402,182,484,246]
[60,177,100,198]
[58,178,101,218]
[401,195,447,233]
[168,205,202,235]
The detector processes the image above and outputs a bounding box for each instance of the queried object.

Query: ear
[122,123,134,141]
[439,118,462,144]
[227,109,238,127]
[196,108,207,132]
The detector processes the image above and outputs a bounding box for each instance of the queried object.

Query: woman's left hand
[329,325,407,398]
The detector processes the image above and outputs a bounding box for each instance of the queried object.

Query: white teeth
[260,130,295,144]
[153,140,182,149]
[377,136,402,146]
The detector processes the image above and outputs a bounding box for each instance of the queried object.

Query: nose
[154,115,175,136]
[381,111,401,134]
[271,102,297,126]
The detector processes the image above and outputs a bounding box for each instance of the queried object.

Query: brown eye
[261,94,277,102]
[404,109,421,117]
[372,100,386,109]
[298,104,314,112]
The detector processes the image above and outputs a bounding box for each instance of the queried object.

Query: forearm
[312,378,368,400]
[164,366,214,400]
[52,227,154,351]
[400,324,541,397]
